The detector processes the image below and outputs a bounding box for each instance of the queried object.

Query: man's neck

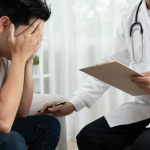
[146,0,150,9]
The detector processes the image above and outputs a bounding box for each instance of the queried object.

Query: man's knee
[0,131,26,150]
[38,115,61,140]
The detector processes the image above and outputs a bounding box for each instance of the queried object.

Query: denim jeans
[0,115,61,150]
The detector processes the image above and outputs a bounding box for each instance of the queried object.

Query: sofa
[28,93,134,150]
[27,93,68,150]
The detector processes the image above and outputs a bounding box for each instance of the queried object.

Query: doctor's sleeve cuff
[69,96,86,112]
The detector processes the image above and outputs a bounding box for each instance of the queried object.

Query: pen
[37,102,66,112]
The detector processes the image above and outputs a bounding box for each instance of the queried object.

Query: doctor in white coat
[36,0,150,149]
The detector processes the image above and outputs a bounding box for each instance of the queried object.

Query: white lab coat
[70,0,150,128]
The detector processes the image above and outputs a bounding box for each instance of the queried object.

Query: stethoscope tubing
[130,0,145,64]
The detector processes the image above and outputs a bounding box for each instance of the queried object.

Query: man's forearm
[0,55,26,132]
[16,61,33,118]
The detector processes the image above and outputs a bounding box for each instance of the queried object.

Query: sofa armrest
[28,94,68,150]
[29,94,68,115]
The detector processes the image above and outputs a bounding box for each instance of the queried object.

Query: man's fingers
[131,76,148,83]
[135,82,149,89]
[48,105,62,113]
[23,19,42,35]
[141,73,146,76]
[141,71,150,76]
[37,37,42,49]
[35,112,45,115]
[32,20,44,38]
[32,34,42,50]
[139,86,150,94]
[40,101,62,113]
[35,112,47,115]
[40,104,49,113]
[8,24,15,43]
[35,112,40,115]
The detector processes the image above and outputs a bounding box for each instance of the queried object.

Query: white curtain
[45,0,140,141]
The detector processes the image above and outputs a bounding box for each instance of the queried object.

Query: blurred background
[33,0,140,148]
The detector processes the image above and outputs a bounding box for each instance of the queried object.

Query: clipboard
[80,61,148,96]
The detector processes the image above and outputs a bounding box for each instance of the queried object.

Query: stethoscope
[130,0,145,64]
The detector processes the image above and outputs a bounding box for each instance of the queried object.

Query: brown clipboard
[80,61,148,96]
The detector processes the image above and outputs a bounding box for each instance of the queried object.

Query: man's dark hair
[0,0,51,28]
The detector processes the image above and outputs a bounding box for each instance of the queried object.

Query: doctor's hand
[130,71,150,94]
[35,101,76,117]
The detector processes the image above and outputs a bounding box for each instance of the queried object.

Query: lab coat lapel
[142,0,150,28]
[141,0,150,70]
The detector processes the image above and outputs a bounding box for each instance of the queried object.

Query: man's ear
[0,16,11,34]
